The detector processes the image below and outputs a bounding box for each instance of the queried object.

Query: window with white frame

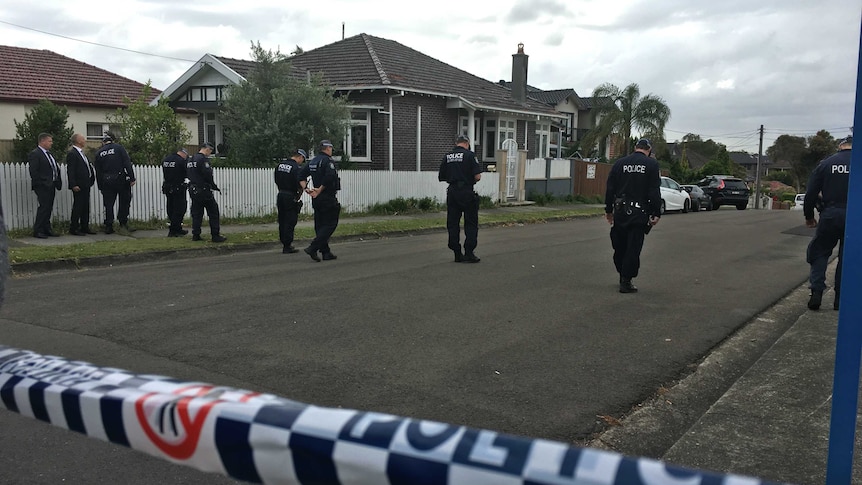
[484,119,497,159]
[182,86,224,102]
[536,122,551,158]
[498,119,516,149]
[459,116,481,146]
[346,110,371,161]
[550,129,561,158]
[86,122,122,140]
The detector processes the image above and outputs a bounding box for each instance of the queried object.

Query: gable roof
[209,34,561,118]
[729,151,770,167]
[0,45,158,107]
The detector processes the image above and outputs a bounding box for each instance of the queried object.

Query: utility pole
[755,124,764,209]
[342,22,345,40]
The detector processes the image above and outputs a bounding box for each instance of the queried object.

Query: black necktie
[46,152,58,180]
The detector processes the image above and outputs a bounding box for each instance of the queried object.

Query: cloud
[544,31,564,46]
[504,0,572,24]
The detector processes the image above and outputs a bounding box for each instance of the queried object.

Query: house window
[346,110,371,161]
[535,122,550,158]
[459,116,481,145]
[205,112,218,148]
[498,119,516,148]
[183,86,223,102]
[550,129,561,158]
[86,122,122,140]
[484,119,497,159]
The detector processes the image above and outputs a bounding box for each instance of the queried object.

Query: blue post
[825,16,862,484]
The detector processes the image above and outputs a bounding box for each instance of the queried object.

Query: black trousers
[610,214,648,279]
[102,183,132,226]
[165,190,187,233]
[446,187,479,253]
[807,207,846,293]
[277,192,299,248]
[190,195,221,237]
[69,187,91,232]
[308,196,340,253]
[32,185,56,235]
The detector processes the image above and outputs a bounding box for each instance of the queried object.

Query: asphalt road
[0,208,814,484]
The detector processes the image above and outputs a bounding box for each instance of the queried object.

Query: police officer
[604,138,661,293]
[162,147,189,237]
[804,135,852,310]
[275,149,308,254]
[438,134,482,263]
[299,140,340,262]
[187,142,227,243]
[94,134,136,234]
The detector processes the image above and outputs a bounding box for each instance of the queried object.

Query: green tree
[799,130,837,189]
[107,83,191,165]
[12,99,74,163]
[220,42,350,167]
[582,82,671,158]
[698,147,746,179]
[766,134,807,191]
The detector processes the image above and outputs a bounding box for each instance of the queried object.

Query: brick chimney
[511,43,528,103]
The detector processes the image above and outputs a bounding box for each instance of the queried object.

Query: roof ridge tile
[361,33,390,85]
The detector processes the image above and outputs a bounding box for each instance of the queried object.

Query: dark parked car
[681,185,711,211]
[697,175,750,210]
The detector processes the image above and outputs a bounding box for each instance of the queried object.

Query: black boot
[619,278,638,293]
[453,250,463,262]
[462,252,480,263]
[304,246,321,262]
[322,252,337,261]
[808,289,823,310]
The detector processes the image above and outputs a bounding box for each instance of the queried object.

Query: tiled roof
[0,45,159,107]
[218,34,559,117]
[729,151,770,166]
[529,88,578,106]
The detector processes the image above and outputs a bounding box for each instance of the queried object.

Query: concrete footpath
[592,261,859,484]
[8,205,861,483]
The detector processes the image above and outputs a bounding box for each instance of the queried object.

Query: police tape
[0,345,780,485]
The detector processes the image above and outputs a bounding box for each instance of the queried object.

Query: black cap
[102,134,113,143]
[295,148,308,159]
[839,135,853,146]
[456,134,470,144]
[320,140,334,148]
[201,142,215,150]
[635,138,652,149]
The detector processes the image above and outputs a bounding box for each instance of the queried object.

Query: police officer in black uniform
[299,140,340,261]
[187,142,226,243]
[162,147,189,237]
[804,135,852,310]
[94,134,136,234]
[438,134,482,263]
[604,138,661,293]
[275,149,308,254]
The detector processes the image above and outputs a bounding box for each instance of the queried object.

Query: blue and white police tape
[0,345,782,485]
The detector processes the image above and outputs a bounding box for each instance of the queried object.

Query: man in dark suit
[27,132,62,238]
[66,133,97,235]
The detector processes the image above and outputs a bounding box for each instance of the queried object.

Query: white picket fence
[0,163,500,231]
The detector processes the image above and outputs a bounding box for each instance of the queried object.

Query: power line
[0,19,197,63]
[665,127,758,138]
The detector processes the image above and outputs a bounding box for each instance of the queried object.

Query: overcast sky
[1,0,859,153]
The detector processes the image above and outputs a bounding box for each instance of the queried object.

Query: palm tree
[582,82,671,159]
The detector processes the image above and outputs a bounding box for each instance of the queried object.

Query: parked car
[660,176,691,214]
[682,185,711,211]
[790,193,805,211]
[697,175,750,210]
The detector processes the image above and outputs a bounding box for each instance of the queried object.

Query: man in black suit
[27,132,62,238]
[66,133,97,235]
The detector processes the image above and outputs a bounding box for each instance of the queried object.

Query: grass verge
[9,207,603,265]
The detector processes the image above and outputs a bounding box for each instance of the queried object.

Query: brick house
[157,34,565,170]
[0,45,198,161]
